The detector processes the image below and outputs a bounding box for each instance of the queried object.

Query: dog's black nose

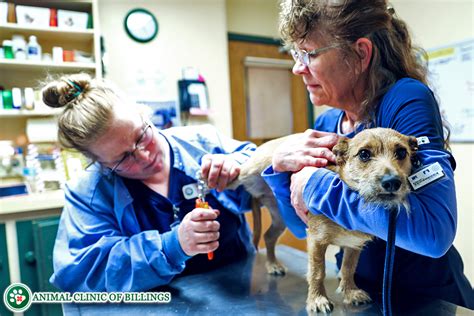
[381,175,402,193]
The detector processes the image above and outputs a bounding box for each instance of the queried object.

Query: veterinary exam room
[0,0,473,315]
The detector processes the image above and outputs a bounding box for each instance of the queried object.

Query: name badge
[408,162,445,190]
[416,136,430,145]
[182,183,199,200]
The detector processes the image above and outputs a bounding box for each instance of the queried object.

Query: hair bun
[42,84,67,108]
[42,74,91,108]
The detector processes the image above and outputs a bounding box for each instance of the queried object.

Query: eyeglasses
[110,122,153,173]
[290,44,342,67]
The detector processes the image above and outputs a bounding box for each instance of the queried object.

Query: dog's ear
[333,137,349,166]
[408,136,419,153]
[407,136,421,169]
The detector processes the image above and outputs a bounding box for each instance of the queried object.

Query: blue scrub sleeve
[261,166,307,238]
[50,188,191,292]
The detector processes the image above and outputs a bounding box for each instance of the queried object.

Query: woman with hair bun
[43,74,256,292]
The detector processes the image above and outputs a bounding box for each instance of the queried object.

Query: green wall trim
[227,32,283,46]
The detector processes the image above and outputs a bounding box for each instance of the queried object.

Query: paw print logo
[3,283,32,312]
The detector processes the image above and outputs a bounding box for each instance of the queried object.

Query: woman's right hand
[272,129,339,172]
[178,208,220,256]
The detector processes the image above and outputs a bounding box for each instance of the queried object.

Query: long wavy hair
[279,0,450,148]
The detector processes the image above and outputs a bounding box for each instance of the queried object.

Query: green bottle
[2,90,13,109]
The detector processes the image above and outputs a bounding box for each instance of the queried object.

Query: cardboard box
[57,9,88,30]
[16,5,50,27]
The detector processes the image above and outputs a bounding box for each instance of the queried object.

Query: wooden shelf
[0,108,61,117]
[0,23,95,43]
[9,0,93,12]
[0,59,96,71]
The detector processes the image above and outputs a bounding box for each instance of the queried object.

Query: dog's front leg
[337,247,372,306]
[306,235,333,313]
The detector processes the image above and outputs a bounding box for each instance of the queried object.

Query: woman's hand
[178,208,220,256]
[290,166,319,224]
[200,154,241,192]
[272,129,339,172]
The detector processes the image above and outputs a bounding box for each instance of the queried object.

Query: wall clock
[124,8,158,43]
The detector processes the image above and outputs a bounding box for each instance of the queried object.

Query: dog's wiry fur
[228,128,418,313]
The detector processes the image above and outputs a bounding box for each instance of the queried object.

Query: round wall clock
[124,8,158,43]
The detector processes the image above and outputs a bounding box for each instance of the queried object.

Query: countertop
[0,190,64,220]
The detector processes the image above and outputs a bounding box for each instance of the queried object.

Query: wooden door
[228,39,310,146]
[228,37,309,251]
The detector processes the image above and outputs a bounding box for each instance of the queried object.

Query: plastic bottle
[25,144,44,193]
[23,166,37,194]
[11,87,22,109]
[50,8,58,27]
[27,35,42,61]
[24,88,35,110]
[12,35,27,60]
[2,39,14,59]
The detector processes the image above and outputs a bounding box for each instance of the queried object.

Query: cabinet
[0,0,101,142]
[17,217,61,316]
[1,191,64,315]
[0,223,11,316]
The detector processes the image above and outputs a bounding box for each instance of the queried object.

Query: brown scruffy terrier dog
[227,128,418,313]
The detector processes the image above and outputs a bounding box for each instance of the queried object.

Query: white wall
[98,0,233,136]
[226,0,280,38]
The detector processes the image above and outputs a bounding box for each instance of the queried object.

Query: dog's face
[333,128,418,208]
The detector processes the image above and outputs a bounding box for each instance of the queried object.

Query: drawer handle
[25,251,36,264]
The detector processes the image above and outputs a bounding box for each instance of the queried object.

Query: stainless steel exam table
[62,245,471,315]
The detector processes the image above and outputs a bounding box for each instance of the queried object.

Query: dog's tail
[251,198,262,250]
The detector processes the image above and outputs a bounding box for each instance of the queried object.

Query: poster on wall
[137,100,181,130]
[427,39,474,142]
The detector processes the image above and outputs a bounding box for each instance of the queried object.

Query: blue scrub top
[124,144,251,276]
[262,78,474,308]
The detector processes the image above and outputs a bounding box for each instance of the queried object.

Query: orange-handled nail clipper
[196,173,214,260]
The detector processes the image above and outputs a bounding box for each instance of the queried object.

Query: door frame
[227,32,314,143]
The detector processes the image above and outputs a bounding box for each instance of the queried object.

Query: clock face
[124,8,158,43]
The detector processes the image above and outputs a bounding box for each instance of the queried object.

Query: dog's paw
[265,261,287,275]
[341,288,372,306]
[306,295,334,314]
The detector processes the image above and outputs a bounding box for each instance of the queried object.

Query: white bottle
[24,88,35,110]
[27,35,42,61]
[11,87,22,109]
[12,34,27,60]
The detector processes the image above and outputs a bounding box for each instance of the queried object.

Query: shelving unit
[0,108,62,117]
[0,22,95,42]
[0,0,101,141]
[0,58,97,71]
[0,3,101,314]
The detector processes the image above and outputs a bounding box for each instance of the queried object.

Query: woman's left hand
[290,166,319,224]
[201,154,241,192]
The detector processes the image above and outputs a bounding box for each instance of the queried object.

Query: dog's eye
[358,149,371,162]
[395,148,407,160]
